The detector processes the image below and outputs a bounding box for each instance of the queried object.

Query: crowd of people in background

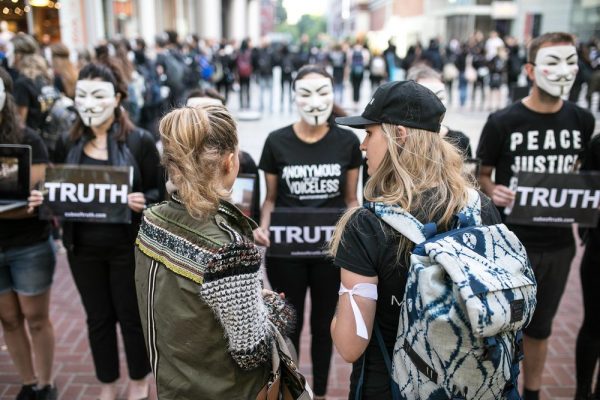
[0,26,599,400]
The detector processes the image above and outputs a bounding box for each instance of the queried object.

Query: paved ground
[0,76,598,399]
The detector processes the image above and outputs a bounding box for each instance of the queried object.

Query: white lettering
[581,190,600,209]
[110,184,128,204]
[288,226,303,243]
[95,184,111,203]
[510,132,524,151]
[567,189,585,208]
[45,182,61,202]
[527,130,539,150]
[517,186,535,206]
[543,130,557,150]
[60,183,78,202]
[270,226,285,243]
[531,188,549,207]
[560,129,571,149]
[77,183,95,203]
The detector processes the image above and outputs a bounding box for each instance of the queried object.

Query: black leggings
[575,229,600,398]
[266,256,340,396]
[68,245,151,383]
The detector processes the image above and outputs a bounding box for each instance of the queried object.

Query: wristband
[338,283,378,339]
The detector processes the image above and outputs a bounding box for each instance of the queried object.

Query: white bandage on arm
[338,283,378,339]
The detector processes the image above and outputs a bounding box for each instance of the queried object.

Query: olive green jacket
[135,197,293,399]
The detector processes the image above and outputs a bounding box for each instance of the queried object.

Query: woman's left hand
[128,192,146,213]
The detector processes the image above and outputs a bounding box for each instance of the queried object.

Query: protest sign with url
[507,171,600,228]
[40,164,133,224]
[268,208,343,258]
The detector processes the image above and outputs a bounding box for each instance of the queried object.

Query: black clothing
[333,196,501,399]
[13,76,45,131]
[0,128,51,248]
[68,245,151,382]
[575,134,600,399]
[329,51,347,84]
[259,124,362,208]
[266,256,339,396]
[445,128,472,158]
[476,100,595,251]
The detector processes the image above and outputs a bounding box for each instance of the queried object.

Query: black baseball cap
[335,80,446,132]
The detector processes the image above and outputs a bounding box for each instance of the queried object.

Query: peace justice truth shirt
[476,100,595,251]
[259,124,362,208]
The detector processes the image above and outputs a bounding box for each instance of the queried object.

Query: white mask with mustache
[0,79,6,112]
[75,80,118,127]
[533,45,578,98]
[294,78,334,126]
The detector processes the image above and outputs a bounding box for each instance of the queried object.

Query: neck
[522,86,563,113]
[295,119,328,136]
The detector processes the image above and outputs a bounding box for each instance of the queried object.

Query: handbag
[257,324,313,400]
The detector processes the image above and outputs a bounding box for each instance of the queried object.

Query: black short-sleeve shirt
[259,124,362,208]
[0,128,51,248]
[334,194,501,399]
[14,76,45,131]
[476,100,595,251]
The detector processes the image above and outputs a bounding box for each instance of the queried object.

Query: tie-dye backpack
[366,189,536,400]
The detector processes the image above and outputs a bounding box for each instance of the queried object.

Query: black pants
[239,77,251,109]
[68,245,151,383]
[575,229,600,398]
[350,72,364,103]
[266,256,340,396]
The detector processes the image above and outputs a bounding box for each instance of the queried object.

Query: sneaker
[15,384,37,400]
[36,385,57,400]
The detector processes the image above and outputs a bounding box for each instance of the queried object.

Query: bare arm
[331,269,378,363]
[253,173,278,246]
[345,168,359,208]
[478,165,515,208]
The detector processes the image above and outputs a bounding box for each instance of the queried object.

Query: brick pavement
[0,242,586,400]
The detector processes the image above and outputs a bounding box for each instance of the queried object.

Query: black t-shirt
[445,128,472,158]
[73,153,130,247]
[476,100,595,250]
[239,150,260,223]
[0,129,51,248]
[259,124,362,208]
[333,194,501,399]
[14,76,45,131]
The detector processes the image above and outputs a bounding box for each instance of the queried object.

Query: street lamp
[28,0,50,6]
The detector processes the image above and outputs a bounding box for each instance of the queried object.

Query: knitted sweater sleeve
[199,241,294,370]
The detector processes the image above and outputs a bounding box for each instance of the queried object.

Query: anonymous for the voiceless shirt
[476,100,595,250]
[259,124,362,208]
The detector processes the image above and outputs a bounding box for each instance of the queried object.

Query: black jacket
[54,123,160,251]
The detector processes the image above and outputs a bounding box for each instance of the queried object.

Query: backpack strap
[364,202,427,244]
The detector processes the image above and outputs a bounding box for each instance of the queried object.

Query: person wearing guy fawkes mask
[476,32,596,400]
[255,65,362,400]
[52,62,159,400]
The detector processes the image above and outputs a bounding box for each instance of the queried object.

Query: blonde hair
[329,124,472,258]
[51,43,78,98]
[159,105,238,220]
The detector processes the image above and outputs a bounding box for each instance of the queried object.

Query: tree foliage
[276,14,326,44]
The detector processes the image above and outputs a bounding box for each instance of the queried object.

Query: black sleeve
[480,192,502,225]
[349,133,363,169]
[582,135,600,172]
[13,79,31,108]
[258,134,277,174]
[476,114,504,167]
[333,209,385,277]
[138,130,161,204]
[23,129,49,164]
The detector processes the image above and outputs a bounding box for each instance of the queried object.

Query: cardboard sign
[231,173,256,217]
[267,208,343,258]
[507,171,600,228]
[40,164,133,223]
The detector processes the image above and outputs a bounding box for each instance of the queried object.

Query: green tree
[276,14,325,44]
[275,0,287,25]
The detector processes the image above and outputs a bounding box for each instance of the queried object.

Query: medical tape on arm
[338,283,378,339]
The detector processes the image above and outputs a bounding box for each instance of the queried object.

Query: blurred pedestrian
[54,62,159,400]
[328,43,347,105]
[369,51,387,93]
[349,40,369,109]
[254,37,274,113]
[50,43,78,99]
[255,65,362,399]
[135,104,294,399]
[0,67,58,400]
[279,44,296,112]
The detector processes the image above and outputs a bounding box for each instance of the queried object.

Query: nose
[360,136,368,151]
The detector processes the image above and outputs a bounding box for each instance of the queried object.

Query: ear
[524,63,535,82]
[115,92,122,104]
[396,125,408,145]
[223,152,235,174]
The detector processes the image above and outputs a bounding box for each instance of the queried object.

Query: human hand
[491,184,516,208]
[27,190,44,213]
[128,192,146,213]
[253,227,270,247]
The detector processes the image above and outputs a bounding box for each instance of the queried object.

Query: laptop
[0,144,31,213]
